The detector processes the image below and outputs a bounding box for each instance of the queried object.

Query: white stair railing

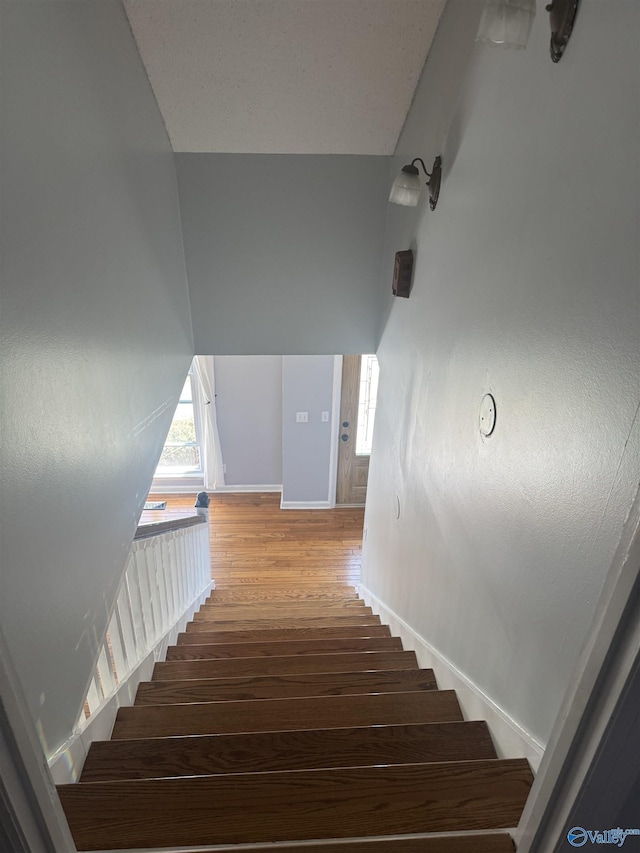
[49,518,212,783]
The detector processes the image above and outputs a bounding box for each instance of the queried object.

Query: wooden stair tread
[200,599,367,609]
[111,690,463,738]
[152,650,418,680]
[214,578,361,585]
[58,759,534,850]
[81,720,497,781]
[124,836,515,853]
[207,590,359,602]
[187,615,383,630]
[207,580,356,586]
[165,636,402,660]
[177,624,392,643]
[134,669,438,705]
[208,580,358,585]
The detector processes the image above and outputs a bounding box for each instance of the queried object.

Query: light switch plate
[321,411,329,422]
[296,412,309,423]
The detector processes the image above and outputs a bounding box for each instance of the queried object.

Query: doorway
[336,354,379,505]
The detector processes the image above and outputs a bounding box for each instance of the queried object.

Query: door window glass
[355,354,379,456]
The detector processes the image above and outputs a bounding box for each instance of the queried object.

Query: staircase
[58,585,533,852]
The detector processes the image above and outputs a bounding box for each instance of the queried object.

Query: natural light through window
[155,366,203,474]
[355,354,379,456]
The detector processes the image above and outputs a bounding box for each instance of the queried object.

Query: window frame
[154,363,205,478]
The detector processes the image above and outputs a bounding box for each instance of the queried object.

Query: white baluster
[107,610,127,683]
[116,583,137,668]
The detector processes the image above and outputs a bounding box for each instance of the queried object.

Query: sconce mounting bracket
[426,156,442,211]
[408,156,442,211]
[546,0,579,63]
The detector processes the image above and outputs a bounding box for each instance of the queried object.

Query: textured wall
[176,154,389,355]
[282,356,337,504]
[0,1,193,756]
[362,0,640,747]
[215,356,283,486]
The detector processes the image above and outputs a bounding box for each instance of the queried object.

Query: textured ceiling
[124,0,445,154]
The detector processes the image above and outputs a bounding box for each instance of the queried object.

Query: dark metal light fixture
[546,0,579,62]
[389,156,442,210]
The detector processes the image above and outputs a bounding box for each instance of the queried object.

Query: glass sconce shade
[389,166,421,207]
[476,0,536,49]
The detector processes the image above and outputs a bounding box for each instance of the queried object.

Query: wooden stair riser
[82,720,496,781]
[134,669,438,705]
[208,576,359,584]
[213,555,361,563]
[111,690,462,739]
[152,649,418,680]
[195,604,373,621]
[213,576,361,585]
[165,636,402,660]
[215,573,362,581]
[59,759,534,850]
[213,543,359,552]
[185,614,382,631]
[177,624,392,643]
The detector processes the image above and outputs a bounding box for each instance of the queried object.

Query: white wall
[0,1,193,757]
[362,0,640,749]
[282,356,337,506]
[215,356,283,486]
[176,153,389,355]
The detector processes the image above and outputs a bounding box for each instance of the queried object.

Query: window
[355,354,379,456]
[155,366,203,475]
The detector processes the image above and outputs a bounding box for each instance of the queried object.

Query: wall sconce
[476,0,579,61]
[475,0,536,50]
[389,156,442,210]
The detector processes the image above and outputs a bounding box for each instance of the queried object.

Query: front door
[336,355,378,505]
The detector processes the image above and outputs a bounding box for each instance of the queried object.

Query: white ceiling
[124,0,445,155]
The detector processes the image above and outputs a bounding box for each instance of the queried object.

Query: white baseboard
[0,628,77,850]
[48,581,213,785]
[213,484,283,494]
[280,499,334,510]
[149,484,282,496]
[359,583,544,771]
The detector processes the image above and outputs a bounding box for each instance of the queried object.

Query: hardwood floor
[148,492,365,588]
